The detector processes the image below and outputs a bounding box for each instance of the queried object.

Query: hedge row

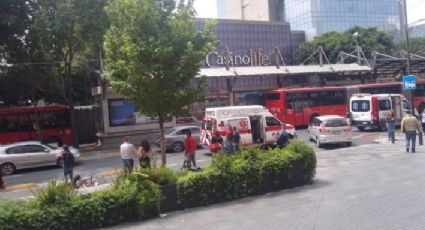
[0,174,160,230]
[177,140,316,207]
[0,140,316,230]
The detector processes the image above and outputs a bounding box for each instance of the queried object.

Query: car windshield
[325,119,347,127]
[44,143,57,149]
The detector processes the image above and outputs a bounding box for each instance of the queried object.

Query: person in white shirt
[120,136,137,173]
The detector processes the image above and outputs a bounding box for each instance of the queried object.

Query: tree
[32,0,109,146]
[104,0,216,166]
[296,27,395,64]
[393,37,425,56]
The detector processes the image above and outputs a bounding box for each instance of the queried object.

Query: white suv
[0,141,80,175]
[308,115,352,148]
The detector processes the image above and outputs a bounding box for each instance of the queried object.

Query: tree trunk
[159,115,167,166]
[66,58,79,148]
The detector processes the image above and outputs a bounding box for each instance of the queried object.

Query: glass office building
[285,0,400,40]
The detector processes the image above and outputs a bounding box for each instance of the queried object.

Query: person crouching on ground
[184,131,197,169]
[401,111,421,153]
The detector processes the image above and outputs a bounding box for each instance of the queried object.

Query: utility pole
[400,0,422,145]
[241,0,249,20]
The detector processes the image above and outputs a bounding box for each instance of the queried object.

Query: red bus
[266,80,425,126]
[0,105,73,145]
[266,87,347,126]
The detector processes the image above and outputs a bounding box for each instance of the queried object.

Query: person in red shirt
[184,131,197,169]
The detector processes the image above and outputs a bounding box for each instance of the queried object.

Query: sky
[194,0,425,24]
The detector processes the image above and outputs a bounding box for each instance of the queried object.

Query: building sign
[205,48,285,67]
[403,75,416,90]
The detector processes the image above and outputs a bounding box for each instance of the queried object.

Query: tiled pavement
[107,134,425,230]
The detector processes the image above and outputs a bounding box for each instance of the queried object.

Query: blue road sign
[403,75,416,90]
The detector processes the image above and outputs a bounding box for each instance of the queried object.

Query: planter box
[159,184,178,213]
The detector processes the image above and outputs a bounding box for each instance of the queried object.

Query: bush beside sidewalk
[0,141,316,230]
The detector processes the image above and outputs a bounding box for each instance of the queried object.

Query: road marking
[2,183,37,192]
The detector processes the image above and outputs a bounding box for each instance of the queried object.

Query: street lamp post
[353,32,361,65]
[399,0,422,145]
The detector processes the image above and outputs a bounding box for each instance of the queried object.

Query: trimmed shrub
[0,141,316,229]
[0,172,161,230]
[177,141,316,208]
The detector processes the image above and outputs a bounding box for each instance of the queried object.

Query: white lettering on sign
[205,48,284,67]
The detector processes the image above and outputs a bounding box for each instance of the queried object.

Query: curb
[2,183,38,192]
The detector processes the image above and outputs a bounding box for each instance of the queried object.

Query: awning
[198,64,372,78]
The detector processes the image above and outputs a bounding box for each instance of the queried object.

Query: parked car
[0,141,80,175]
[155,126,201,152]
[308,115,352,148]
[176,116,201,126]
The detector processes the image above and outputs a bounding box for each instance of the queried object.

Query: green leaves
[104,0,216,117]
[296,27,395,64]
[177,141,317,207]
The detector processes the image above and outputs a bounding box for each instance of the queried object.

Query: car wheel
[345,142,352,147]
[172,142,184,152]
[2,163,16,175]
[357,126,364,131]
[56,158,64,168]
[316,137,322,148]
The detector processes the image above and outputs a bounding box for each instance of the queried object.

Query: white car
[0,141,80,175]
[308,115,352,148]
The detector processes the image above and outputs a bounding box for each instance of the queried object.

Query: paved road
[2,129,376,186]
[106,132,425,230]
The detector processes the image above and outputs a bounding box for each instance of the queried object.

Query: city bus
[265,80,425,126]
[0,105,73,146]
[266,87,347,126]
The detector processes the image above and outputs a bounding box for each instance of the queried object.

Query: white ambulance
[350,93,413,130]
[201,105,296,148]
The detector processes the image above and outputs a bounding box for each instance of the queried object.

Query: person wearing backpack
[59,145,75,183]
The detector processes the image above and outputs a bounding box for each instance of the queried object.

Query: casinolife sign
[205,48,285,67]
[403,75,416,90]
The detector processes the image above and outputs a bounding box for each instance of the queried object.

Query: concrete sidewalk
[374,130,425,145]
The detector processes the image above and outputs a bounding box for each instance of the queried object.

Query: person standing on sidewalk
[184,131,198,169]
[120,137,137,172]
[232,127,241,151]
[401,111,421,153]
[59,145,75,183]
[138,140,153,168]
[386,111,395,143]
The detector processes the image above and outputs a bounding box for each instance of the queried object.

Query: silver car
[308,115,352,148]
[0,141,80,175]
[155,126,201,152]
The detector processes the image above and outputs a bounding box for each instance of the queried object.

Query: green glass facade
[285,0,400,39]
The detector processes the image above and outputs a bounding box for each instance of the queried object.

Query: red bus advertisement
[266,80,425,126]
[0,105,73,146]
[266,87,347,126]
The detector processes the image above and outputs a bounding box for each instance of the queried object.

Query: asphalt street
[1,128,378,187]
[106,132,425,230]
